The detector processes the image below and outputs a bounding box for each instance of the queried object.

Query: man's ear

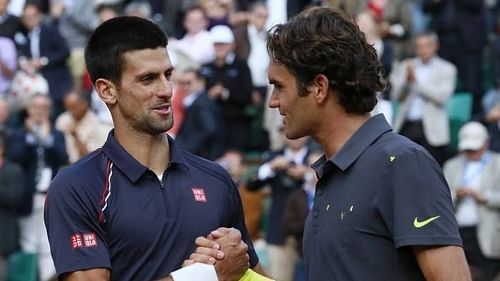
[95,78,118,105]
[311,74,330,104]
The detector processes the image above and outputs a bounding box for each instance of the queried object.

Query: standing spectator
[391,31,457,165]
[234,1,270,151]
[443,121,500,281]
[7,94,67,281]
[55,89,108,164]
[200,24,252,151]
[0,36,17,97]
[423,0,487,114]
[0,135,25,281]
[248,136,311,281]
[54,0,99,91]
[175,68,225,160]
[19,2,73,118]
[0,0,22,41]
[169,6,214,68]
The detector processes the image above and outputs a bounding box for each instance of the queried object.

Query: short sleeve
[377,148,462,248]
[44,171,111,277]
[227,177,259,268]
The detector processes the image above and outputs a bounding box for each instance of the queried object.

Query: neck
[313,112,370,158]
[114,126,170,176]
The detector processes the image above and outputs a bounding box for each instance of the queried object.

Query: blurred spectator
[168,6,214,69]
[283,151,321,281]
[175,68,225,160]
[96,3,121,23]
[217,149,264,241]
[0,36,17,97]
[367,0,413,60]
[263,86,285,151]
[201,0,231,28]
[234,1,270,151]
[0,0,22,41]
[318,0,366,16]
[247,136,312,281]
[423,0,487,114]
[54,0,99,91]
[19,2,73,118]
[356,10,394,125]
[7,94,67,281]
[391,32,457,165]
[0,97,14,139]
[200,25,253,151]
[266,0,312,29]
[443,121,500,281]
[55,89,108,164]
[124,0,152,18]
[0,135,25,281]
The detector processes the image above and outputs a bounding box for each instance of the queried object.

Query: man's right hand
[186,227,249,281]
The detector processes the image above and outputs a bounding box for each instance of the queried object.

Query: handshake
[170,227,271,281]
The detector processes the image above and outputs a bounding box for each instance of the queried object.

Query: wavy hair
[267,7,386,114]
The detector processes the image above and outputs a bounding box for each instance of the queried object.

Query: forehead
[268,60,295,81]
[31,96,51,107]
[416,35,435,45]
[121,47,172,75]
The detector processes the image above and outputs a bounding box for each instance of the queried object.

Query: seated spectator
[175,68,225,160]
[0,135,25,281]
[443,121,500,281]
[55,89,108,163]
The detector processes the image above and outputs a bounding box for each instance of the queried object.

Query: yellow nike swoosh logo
[413,216,440,228]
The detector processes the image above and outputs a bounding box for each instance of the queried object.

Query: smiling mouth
[152,104,171,114]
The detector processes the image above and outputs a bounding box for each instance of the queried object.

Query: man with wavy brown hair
[266,7,470,281]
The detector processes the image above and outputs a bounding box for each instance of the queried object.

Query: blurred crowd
[1,0,500,280]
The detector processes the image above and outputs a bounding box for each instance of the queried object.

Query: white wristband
[171,263,219,281]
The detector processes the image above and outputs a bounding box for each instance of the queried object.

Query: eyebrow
[136,67,175,80]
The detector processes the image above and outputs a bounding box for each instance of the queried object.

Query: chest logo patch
[71,232,98,249]
[192,188,208,203]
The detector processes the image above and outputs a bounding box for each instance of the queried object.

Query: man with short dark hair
[44,16,266,281]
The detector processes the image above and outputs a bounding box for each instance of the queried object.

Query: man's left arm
[414,245,471,281]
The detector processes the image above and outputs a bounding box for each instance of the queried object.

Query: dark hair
[267,7,386,114]
[85,16,168,86]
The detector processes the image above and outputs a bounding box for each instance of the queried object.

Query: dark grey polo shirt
[303,114,462,281]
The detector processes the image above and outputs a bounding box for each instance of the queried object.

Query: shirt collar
[102,130,189,183]
[312,114,392,178]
